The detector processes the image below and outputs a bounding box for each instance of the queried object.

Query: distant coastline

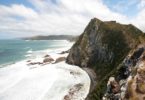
[22,35,78,42]
[0,39,72,66]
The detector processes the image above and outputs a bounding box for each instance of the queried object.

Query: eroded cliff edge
[66,18,145,100]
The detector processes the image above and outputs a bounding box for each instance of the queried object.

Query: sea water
[0,40,90,100]
[0,39,70,66]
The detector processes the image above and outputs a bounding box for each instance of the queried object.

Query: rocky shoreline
[0,45,91,100]
[26,49,91,100]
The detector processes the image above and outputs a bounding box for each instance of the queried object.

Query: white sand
[0,44,90,100]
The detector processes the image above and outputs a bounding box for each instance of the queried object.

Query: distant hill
[22,35,78,41]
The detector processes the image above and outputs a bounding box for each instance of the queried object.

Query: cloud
[138,0,145,9]
[0,0,145,38]
[0,4,38,19]
[130,0,145,32]
[132,9,145,31]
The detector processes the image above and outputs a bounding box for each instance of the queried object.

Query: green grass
[84,19,145,100]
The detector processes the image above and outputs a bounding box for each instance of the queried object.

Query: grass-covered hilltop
[66,18,145,100]
[23,35,77,42]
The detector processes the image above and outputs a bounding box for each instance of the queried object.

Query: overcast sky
[0,0,145,39]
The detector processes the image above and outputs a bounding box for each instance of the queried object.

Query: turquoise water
[0,39,68,65]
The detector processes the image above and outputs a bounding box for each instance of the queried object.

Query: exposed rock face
[124,53,145,100]
[102,47,145,100]
[66,18,145,99]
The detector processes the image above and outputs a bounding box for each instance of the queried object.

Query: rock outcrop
[103,46,145,100]
[54,57,66,64]
[43,57,54,63]
[66,18,145,99]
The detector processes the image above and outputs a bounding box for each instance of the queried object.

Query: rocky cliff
[66,18,145,99]
[102,46,145,100]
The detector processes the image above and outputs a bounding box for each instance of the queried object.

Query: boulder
[110,81,120,94]
[27,62,43,65]
[27,60,31,62]
[106,77,120,94]
[43,57,54,63]
[54,57,66,63]
[44,54,50,58]
[59,50,70,54]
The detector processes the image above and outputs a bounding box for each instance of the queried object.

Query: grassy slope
[84,20,145,100]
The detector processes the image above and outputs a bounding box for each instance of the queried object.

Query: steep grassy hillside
[66,18,145,99]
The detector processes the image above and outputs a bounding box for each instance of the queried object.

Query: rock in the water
[43,57,54,63]
[54,57,66,63]
[44,54,50,58]
[27,60,31,62]
[59,50,70,54]
[27,62,43,65]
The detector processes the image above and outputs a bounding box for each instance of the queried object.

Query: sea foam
[0,42,90,100]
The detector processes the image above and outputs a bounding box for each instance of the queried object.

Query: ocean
[0,39,70,66]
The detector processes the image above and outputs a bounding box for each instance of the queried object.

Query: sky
[0,0,145,39]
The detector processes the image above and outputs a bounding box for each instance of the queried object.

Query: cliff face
[66,18,145,99]
[123,50,145,100]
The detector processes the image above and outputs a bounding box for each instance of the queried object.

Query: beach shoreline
[0,41,90,100]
